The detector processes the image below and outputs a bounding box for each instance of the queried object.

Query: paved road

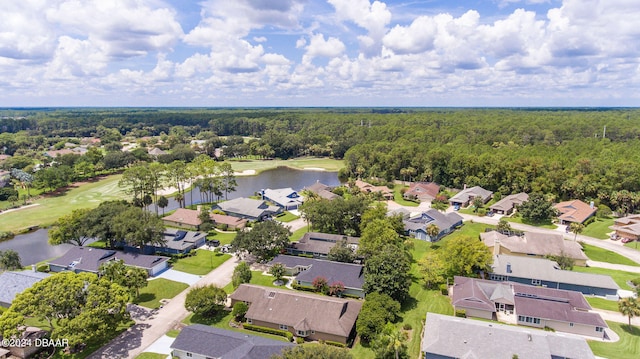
[88,255,241,359]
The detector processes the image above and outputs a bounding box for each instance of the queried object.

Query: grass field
[624,241,640,251]
[393,186,419,207]
[583,217,615,239]
[223,270,288,294]
[582,243,640,267]
[589,321,640,359]
[229,157,344,173]
[573,266,639,290]
[504,215,557,229]
[586,297,620,312]
[133,278,189,309]
[134,353,166,359]
[0,174,128,233]
[207,230,237,245]
[290,226,309,241]
[276,211,299,222]
[171,250,231,275]
[183,310,290,342]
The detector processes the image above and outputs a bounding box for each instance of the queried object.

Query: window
[534,318,540,325]
[186,354,193,358]
[247,318,252,324]
[491,274,507,281]
[569,323,574,327]
[279,324,288,330]
[596,327,604,332]
[296,330,309,337]
[531,279,541,286]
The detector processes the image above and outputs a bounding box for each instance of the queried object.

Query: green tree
[517,193,556,223]
[272,344,353,359]
[219,162,237,200]
[363,245,412,303]
[49,208,93,246]
[232,302,248,321]
[358,218,404,259]
[231,221,291,262]
[356,292,401,343]
[440,235,493,279]
[618,297,640,328]
[312,276,328,293]
[99,259,148,297]
[113,206,166,248]
[372,322,409,359]
[198,207,214,231]
[85,201,132,248]
[472,196,484,212]
[232,261,253,288]
[327,239,355,263]
[158,195,169,215]
[545,252,575,270]
[166,160,189,208]
[418,252,445,288]
[299,195,371,236]
[0,250,22,271]
[0,272,129,349]
[497,218,512,232]
[426,224,440,241]
[185,284,227,317]
[269,263,287,285]
[570,222,585,241]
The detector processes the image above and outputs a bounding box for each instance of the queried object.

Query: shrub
[291,283,316,292]
[455,309,466,318]
[402,323,412,330]
[0,231,14,241]
[477,208,487,216]
[243,324,293,341]
[439,284,448,295]
[631,277,640,287]
[36,264,49,272]
[325,340,347,348]
[232,302,248,321]
[295,337,304,344]
[543,326,555,332]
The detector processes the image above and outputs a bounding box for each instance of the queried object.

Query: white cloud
[304,33,346,60]
[328,0,391,55]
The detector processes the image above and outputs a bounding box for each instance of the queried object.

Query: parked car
[622,238,634,243]
[220,244,233,253]
[610,234,619,241]
[207,239,220,247]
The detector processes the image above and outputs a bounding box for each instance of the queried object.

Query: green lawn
[393,186,419,207]
[572,266,639,290]
[171,250,231,275]
[134,353,167,359]
[504,215,557,229]
[624,241,640,251]
[207,230,237,245]
[276,211,299,222]
[0,174,129,233]
[583,217,615,239]
[133,278,189,309]
[582,243,640,267]
[589,321,640,359]
[586,297,620,312]
[223,270,288,294]
[290,226,309,241]
[183,310,290,342]
[87,240,108,248]
[229,157,344,173]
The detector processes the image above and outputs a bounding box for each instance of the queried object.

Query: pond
[1,167,340,265]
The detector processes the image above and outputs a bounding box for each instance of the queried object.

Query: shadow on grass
[400,295,419,313]
[189,310,228,326]
[132,293,156,305]
[621,324,640,335]
[520,218,554,227]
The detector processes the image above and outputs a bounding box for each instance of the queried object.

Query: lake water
[1,167,340,265]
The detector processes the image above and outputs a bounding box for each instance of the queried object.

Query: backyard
[171,250,231,275]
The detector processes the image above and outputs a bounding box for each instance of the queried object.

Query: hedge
[243,324,293,341]
[325,340,346,348]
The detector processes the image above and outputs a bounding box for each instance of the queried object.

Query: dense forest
[1,107,640,213]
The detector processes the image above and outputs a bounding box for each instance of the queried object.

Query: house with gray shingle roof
[48,247,169,277]
[170,324,292,359]
[449,186,493,208]
[490,254,619,297]
[403,209,463,242]
[0,270,50,307]
[262,188,304,210]
[489,192,529,215]
[286,232,360,258]
[452,276,607,338]
[267,255,365,298]
[303,181,340,200]
[213,197,281,221]
[229,284,363,344]
[422,313,595,359]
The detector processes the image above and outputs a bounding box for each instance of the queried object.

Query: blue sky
[0,0,638,107]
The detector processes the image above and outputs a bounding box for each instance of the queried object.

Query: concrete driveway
[151,268,202,286]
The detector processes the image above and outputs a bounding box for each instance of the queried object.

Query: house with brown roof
[403,182,439,203]
[609,214,640,241]
[481,230,588,266]
[303,181,340,200]
[162,208,247,230]
[554,199,596,225]
[229,284,363,344]
[353,180,393,200]
[489,192,529,215]
[451,276,607,338]
[286,232,359,258]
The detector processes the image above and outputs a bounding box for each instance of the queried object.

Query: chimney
[463,184,467,190]
[31,264,37,272]
[197,205,202,212]
[494,238,501,256]
[590,201,594,209]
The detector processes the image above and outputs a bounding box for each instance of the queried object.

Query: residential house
[147,147,167,157]
[609,214,640,241]
[490,254,619,297]
[0,327,48,359]
[43,148,75,158]
[353,180,393,200]
[262,188,304,210]
[489,192,529,215]
[387,207,411,219]
[451,276,608,338]
[122,228,206,255]
[448,186,493,208]
[554,199,597,225]
[303,181,340,200]
[267,255,365,298]
[481,230,588,266]
[213,197,282,221]
[48,247,169,277]
[0,170,9,187]
[422,313,595,359]
[0,270,50,307]
[403,182,439,203]
[229,284,363,344]
[287,232,360,258]
[162,208,246,230]
[403,209,463,242]
[170,324,292,359]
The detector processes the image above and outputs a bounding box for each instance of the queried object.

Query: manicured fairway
[229,157,344,173]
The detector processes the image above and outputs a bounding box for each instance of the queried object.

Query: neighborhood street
[87,254,241,359]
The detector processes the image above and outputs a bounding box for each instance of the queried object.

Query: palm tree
[426,224,440,242]
[618,297,640,327]
[570,222,585,241]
